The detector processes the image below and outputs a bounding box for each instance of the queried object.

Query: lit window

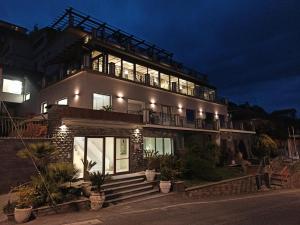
[160,73,170,90]
[148,68,159,87]
[2,79,23,94]
[143,137,173,155]
[93,93,111,110]
[136,64,147,83]
[187,81,195,96]
[41,102,47,113]
[25,93,30,101]
[170,76,178,92]
[179,79,188,95]
[57,98,68,105]
[92,50,104,73]
[108,55,121,76]
[122,60,134,81]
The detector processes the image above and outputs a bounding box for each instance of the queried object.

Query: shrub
[89,172,106,193]
[15,185,38,208]
[253,134,278,159]
[144,150,159,170]
[3,201,16,214]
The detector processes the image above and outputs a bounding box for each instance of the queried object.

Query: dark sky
[1,0,300,115]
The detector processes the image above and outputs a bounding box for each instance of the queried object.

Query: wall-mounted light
[117,93,124,102]
[199,108,203,116]
[214,111,219,120]
[150,99,156,108]
[74,90,80,100]
[178,104,183,112]
[59,122,67,131]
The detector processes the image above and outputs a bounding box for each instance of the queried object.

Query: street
[2,189,300,225]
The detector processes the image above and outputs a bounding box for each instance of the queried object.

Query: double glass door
[73,137,130,178]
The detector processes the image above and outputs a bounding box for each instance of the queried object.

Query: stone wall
[0,138,51,194]
[185,175,257,198]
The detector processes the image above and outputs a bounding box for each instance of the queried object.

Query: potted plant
[14,185,36,223]
[144,150,159,182]
[81,160,97,197]
[89,172,106,210]
[159,166,173,193]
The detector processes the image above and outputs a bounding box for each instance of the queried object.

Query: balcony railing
[220,120,255,132]
[0,116,48,138]
[146,112,219,130]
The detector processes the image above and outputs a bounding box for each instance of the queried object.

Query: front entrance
[73,137,130,178]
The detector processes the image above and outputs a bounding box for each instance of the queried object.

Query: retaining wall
[185,175,258,198]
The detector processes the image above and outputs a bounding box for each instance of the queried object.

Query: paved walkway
[1,189,300,225]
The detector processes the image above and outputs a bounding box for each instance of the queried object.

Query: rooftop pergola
[50,7,208,82]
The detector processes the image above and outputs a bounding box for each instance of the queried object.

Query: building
[0,8,255,177]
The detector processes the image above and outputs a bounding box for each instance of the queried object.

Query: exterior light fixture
[117,93,124,102]
[150,99,156,108]
[214,111,219,120]
[178,104,183,112]
[74,90,80,100]
[59,122,67,131]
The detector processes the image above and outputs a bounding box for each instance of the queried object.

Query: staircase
[102,173,159,206]
[270,164,290,189]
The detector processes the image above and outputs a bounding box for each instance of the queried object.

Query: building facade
[0,8,255,176]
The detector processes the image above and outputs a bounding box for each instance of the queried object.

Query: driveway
[2,189,300,225]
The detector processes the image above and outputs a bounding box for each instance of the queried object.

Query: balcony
[220,120,255,132]
[144,111,219,131]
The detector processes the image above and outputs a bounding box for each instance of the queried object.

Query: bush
[253,134,278,159]
[89,172,106,193]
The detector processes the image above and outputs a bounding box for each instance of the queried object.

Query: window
[170,76,178,92]
[122,60,134,81]
[187,81,195,96]
[136,64,147,83]
[73,137,85,178]
[2,79,23,94]
[92,50,104,73]
[93,93,111,110]
[41,102,47,113]
[160,73,170,90]
[148,68,159,87]
[179,79,188,95]
[143,137,174,155]
[127,99,144,115]
[25,93,30,101]
[57,98,68,105]
[108,55,121,76]
[186,109,195,122]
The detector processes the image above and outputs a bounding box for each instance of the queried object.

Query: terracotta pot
[160,181,171,193]
[14,207,32,223]
[89,192,105,210]
[145,169,156,181]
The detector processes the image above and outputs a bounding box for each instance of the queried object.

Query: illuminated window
[25,93,30,101]
[41,102,47,113]
[179,79,188,95]
[92,50,104,73]
[170,76,178,92]
[108,55,121,76]
[160,73,170,90]
[143,137,173,155]
[57,98,68,105]
[187,81,195,96]
[136,64,147,83]
[93,93,111,110]
[148,68,159,87]
[122,60,134,81]
[2,79,22,94]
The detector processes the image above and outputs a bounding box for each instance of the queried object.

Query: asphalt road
[2,189,300,225]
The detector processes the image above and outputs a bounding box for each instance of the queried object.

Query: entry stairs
[102,172,159,206]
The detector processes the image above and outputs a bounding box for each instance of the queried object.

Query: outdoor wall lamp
[117,93,124,102]
[178,104,183,112]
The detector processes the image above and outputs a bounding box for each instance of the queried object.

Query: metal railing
[220,120,255,131]
[0,116,48,138]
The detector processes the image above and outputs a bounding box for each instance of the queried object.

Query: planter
[14,207,32,223]
[89,192,105,210]
[145,169,156,182]
[160,181,171,193]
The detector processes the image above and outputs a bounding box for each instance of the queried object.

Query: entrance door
[115,138,129,173]
[86,138,104,174]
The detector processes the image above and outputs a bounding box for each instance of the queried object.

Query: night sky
[1,0,299,115]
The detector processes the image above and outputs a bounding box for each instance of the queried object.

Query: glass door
[86,138,104,173]
[115,138,129,173]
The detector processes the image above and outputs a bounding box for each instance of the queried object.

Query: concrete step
[104,188,159,206]
[105,185,154,200]
[104,181,157,194]
[102,177,145,189]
